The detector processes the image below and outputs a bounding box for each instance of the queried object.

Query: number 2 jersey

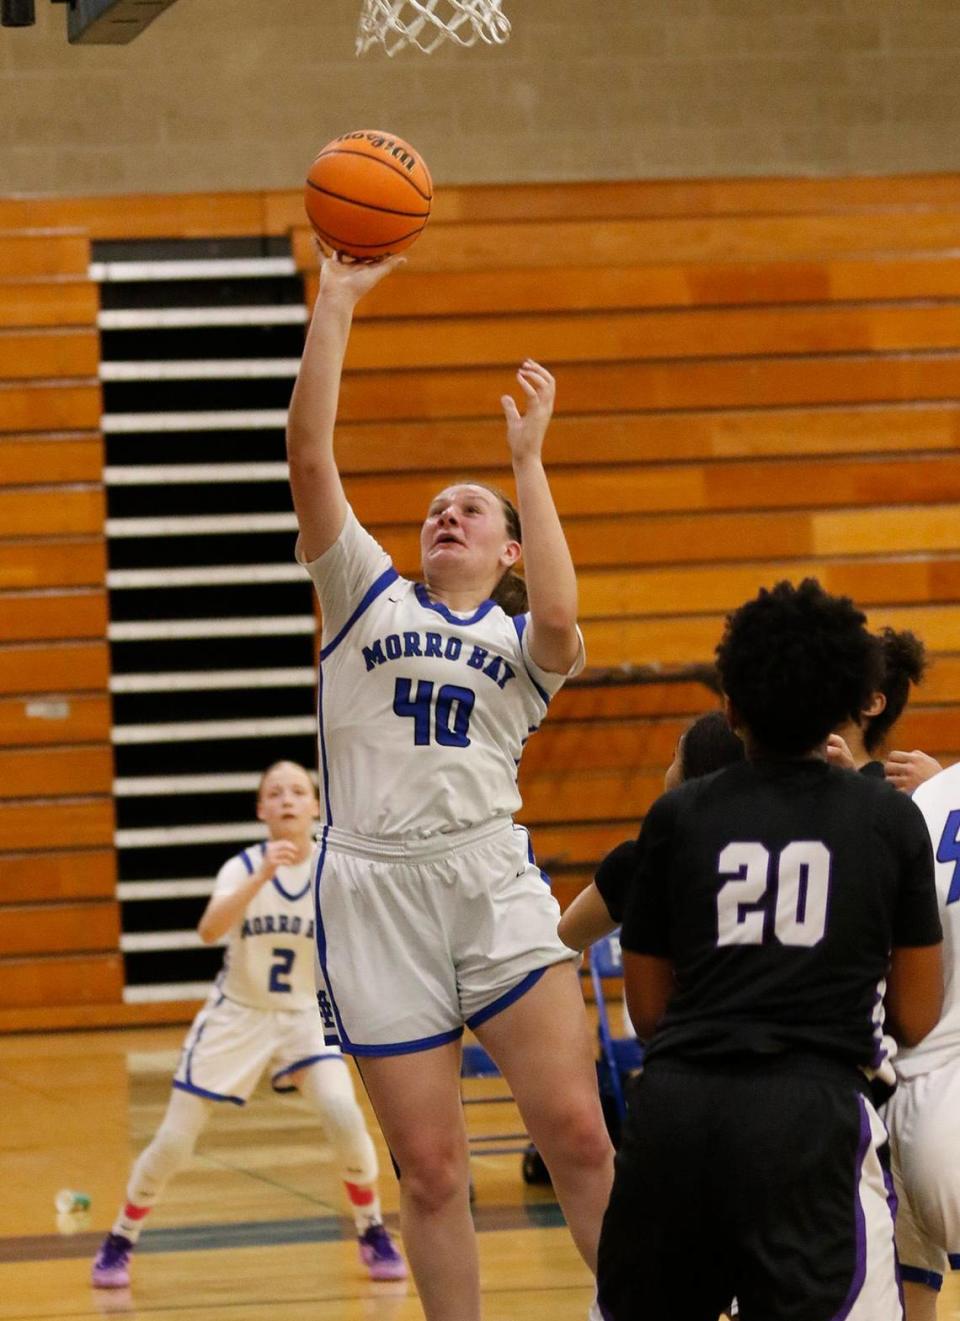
[896,761,960,1079]
[211,845,317,1011]
[622,757,942,1074]
[299,507,582,839]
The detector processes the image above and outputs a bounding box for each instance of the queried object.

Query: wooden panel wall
[0,229,122,1032]
[286,174,960,895]
[5,173,960,1027]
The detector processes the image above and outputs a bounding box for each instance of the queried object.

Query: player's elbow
[196,918,221,945]
[623,953,675,1042]
[886,942,944,1046]
[891,992,943,1047]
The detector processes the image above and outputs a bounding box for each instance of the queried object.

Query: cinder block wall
[1,0,960,194]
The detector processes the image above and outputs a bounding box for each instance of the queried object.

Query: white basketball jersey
[212,845,317,1011]
[301,508,581,839]
[896,764,960,1078]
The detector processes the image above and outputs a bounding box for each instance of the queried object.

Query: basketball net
[356,0,511,56]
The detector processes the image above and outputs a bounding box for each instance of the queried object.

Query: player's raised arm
[286,253,403,561]
[501,360,580,673]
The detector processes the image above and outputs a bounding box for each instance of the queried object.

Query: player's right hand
[316,246,405,305]
[263,839,300,874]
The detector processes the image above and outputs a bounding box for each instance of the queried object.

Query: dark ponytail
[863,628,927,753]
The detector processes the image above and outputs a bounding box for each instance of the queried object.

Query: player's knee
[312,1089,366,1141]
[153,1120,199,1166]
[396,1142,467,1214]
[544,1099,611,1170]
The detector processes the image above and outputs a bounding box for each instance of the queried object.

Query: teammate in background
[827,626,942,790]
[885,761,960,1321]
[558,710,745,955]
[287,251,613,1321]
[92,761,405,1289]
[597,579,944,1321]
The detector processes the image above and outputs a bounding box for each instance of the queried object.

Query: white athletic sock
[112,1089,211,1243]
[298,1060,383,1233]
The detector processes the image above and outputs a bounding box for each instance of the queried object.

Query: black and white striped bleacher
[96,239,316,1003]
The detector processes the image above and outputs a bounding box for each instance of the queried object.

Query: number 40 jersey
[301,508,582,840]
[211,846,317,1011]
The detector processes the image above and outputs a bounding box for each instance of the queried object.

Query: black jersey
[621,757,941,1069]
[594,840,636,924]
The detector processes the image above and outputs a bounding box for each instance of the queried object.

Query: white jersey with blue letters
[212,845,318,1012]
[300,507,582,839]
[896,763,960,1079]
[172,844,340,1104]
[299,507,581,1054]
[886,763,960,1287]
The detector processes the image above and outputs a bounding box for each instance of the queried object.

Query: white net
[356,0,511,56]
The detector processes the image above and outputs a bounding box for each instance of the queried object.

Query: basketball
[304,130,433,260]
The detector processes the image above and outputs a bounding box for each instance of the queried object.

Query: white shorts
[886,1058,960,1290]
[172,991,343,1105]
[314,817,575,1056]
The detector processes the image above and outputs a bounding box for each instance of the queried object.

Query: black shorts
[596,1056,902,1321]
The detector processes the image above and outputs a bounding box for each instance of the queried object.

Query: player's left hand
[825,733,857,771]
[501,360,555,462]
[884,748,943,794]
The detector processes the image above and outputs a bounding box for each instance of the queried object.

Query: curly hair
[862,628,927,754]
[680,710,745,780]
[715,578,883,757]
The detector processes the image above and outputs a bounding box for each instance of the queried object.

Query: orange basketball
[304,130,433,260]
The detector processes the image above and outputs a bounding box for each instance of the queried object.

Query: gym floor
[2,1026,958,1321]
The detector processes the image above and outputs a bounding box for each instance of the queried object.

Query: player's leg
[356,1041,478,1321]
[902,1281,939,1321]
[887,1065,960,1321]
[92,1088,211,1287]
[283,1057,405,1279]
[595,1061,730,1320]
[731,1072,903,1321]
[473,961,613,1273]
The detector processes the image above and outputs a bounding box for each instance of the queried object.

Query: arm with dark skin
[623,951,675,1042]
[885,943,943,1046]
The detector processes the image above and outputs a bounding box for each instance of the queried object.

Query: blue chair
[590,932,644,1137]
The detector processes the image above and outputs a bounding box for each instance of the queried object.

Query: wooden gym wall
[0,227,121,1029]
[3,173,960,1029]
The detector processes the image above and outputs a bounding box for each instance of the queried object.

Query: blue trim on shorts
[515,823,551,886]
[313,830,348,1050]
[899,1265,943,1291]
[414,582,495,626]
[320,567,399,662]
[511,614,551,706]
[343,1025,465,1058]
[465,965,549,1031]
[271,1054,343,1092]
[172,1078,245,1106]
[949,1254,960,1271]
